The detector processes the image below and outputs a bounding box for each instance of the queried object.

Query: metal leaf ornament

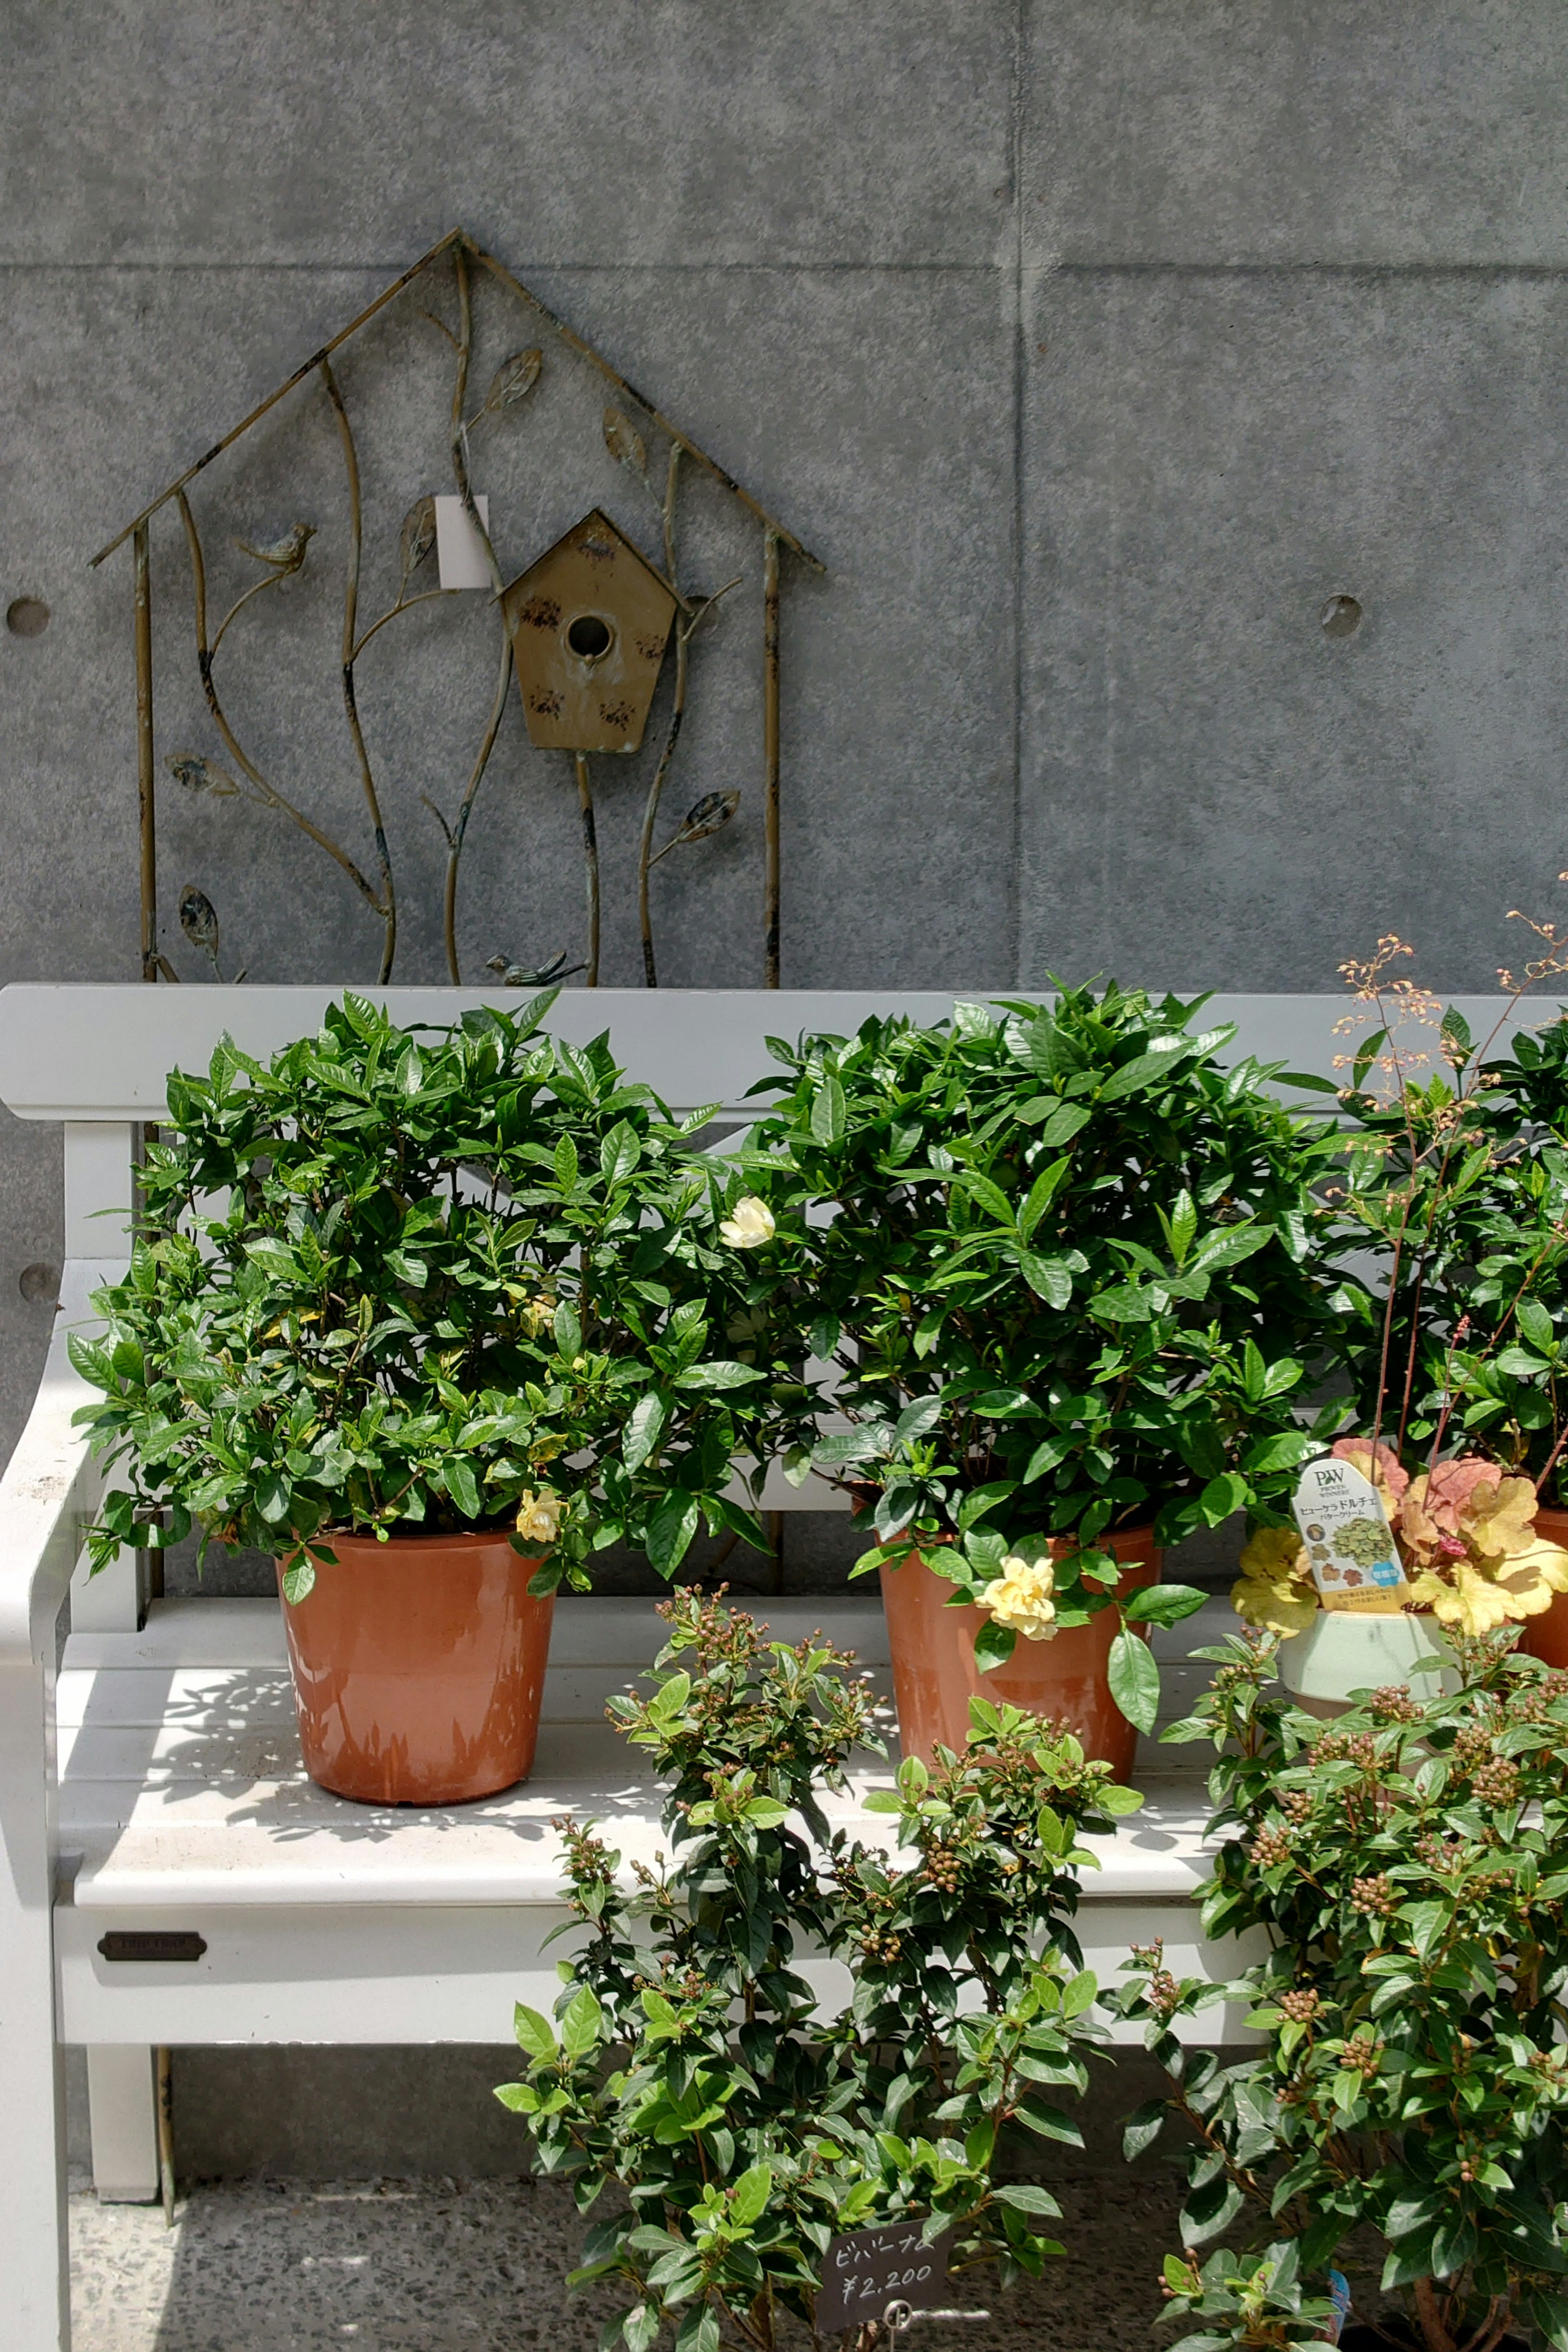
[166,751,241,799]
[603,407,648,477]
[178,884,223,979]
[399,495,437,590]
[486,349,542,414]
[673,790,739,847]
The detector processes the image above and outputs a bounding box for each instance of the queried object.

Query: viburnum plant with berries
[1109,1624,1568,2352]
[497,1592,1143,2352]
[71,994,814,1599]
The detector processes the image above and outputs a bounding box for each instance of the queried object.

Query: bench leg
[0,1658,71,2350]
[86,2048,159,2203]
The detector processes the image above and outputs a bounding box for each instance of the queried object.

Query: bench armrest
[0,1260,118,1667]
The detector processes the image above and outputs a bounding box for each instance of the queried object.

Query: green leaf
[1164,1187,1198,1267]
[1197,1472,1248,1526]
[600,1122,642,1190]
[553,1300,583,1359]
[624,1392,667,1473]
[1018,1155,1072,1242]
[1517,1297,1557,1353]
[513,2002,557,2062]
[1033,1100,1091,1149]
[1122,1583,1207,1628]
[1123,2098,1167,2160]
[811,1075,846,1146]
[729,2163,772,2227]
[1099,1046,1190,1102]
[1107,1628,1160,1733]
[624,2307,661,2352]
[647,1493,702,1577]
[1019,1251,1074,1308]
[675,1359,766,1391]
[553,1134,580,1192]
[974,1615,1017,1673]
[280,1555,316,1606]
[1240,1432,1319,1477]
[996,2182,1061,2216]
[442,1456,482,1521]
[395,1042,423,1096]
[560,1986,604,2060]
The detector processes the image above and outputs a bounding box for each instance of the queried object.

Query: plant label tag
[1292,1458,1412,1615]
[815,2221,954,2334]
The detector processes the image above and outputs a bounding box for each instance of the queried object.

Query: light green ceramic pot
[1276,1610,1457,1719]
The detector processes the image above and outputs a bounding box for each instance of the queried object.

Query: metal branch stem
[638,628,689,987]
[763,526,782,988]
[319,356,397,982]
[134,521,158,980]
[439,242,514,985]
[176,490,386,917]
[350,586,460,663]
[575,752,600,986]
[211,569,290,660]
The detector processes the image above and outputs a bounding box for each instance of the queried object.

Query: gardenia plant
[1113,1623,1568,2352]
[723,984,1344,1726]
[498,1591,1138,2351]
[71,993,813,1596]
[1233,1436,1568,1640]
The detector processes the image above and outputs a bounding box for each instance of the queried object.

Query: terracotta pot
[277,1530,555,1804]
[1521,1506,1568,1670]
[1276,1608,1457,1722]
[879,1528,1160,1778]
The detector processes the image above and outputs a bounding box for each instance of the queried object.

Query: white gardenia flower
[515,1486,564,1549]
[978,1552,1058,1643]
[719,1196,776,1249]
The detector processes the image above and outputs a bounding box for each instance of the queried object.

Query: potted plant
[1113,1623,1568,2352]
[71,992,808,1804]
[497,1589,1139,2351]
[1241,930,1568,1709]
[726,985,1343,1772]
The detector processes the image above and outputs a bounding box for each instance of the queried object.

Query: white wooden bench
[0,984,1518,2351]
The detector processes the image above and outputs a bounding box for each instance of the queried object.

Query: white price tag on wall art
[1292,1457,1412,1616]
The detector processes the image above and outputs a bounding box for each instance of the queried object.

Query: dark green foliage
[1110,1628,1568,2352]
[730,984,1342,1717]
[497,1592,1139,2350]
[70,992,811,1592]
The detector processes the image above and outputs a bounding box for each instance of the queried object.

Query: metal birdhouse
[500,509,683,754]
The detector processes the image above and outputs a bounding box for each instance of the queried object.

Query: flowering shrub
[71,994,813,1596]
[1232,1436,1568,1640]
[497,1592,1140,2350]
[1111,1624,1568,2352]
[726,984,1343,1725]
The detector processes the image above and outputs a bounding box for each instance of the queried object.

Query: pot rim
[291,1527,548,1555]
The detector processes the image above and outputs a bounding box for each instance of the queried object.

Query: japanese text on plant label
[1292,1458,1412,1615]
[815,2222,953,2332]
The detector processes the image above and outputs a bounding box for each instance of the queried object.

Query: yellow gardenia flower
[719,1196,776,1249]
[978,1554,1058,1644]
[515,1486,564,1550]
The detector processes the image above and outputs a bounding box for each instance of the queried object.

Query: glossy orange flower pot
[277,1530,554,1804]
[879,1527,1160,1778]
[1521,1506,1568,1669]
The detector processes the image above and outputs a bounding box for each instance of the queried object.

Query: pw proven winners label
[1291,1457,1413,1615]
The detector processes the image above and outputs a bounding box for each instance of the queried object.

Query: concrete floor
[69,2167,1194,2351]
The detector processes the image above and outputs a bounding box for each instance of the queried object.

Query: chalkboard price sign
[815,2220,953,2334]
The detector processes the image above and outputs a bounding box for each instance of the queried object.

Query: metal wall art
[91,226,822,988]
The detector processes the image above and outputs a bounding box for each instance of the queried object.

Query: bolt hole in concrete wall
[18,1261,59,1303]
[1319,592,1363,638]
[5,595,50,636]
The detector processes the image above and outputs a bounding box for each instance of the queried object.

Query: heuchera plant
[1322,924,1568,1526]
[1112,1624,1568,2352]
[724,986,1343,1727]
[71,994,812,1597]
[498,1592,1140,2352]
[1232,1436,1568,1642]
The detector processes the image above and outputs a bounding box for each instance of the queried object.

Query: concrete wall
[6,4,1568,1452]
[11,0,1566,2183]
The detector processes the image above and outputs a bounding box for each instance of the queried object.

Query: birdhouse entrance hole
[566,613,613,659]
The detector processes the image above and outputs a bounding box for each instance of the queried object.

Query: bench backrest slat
[0,984,1544,1124]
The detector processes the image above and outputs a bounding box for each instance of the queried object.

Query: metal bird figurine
[232,521,317,573]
